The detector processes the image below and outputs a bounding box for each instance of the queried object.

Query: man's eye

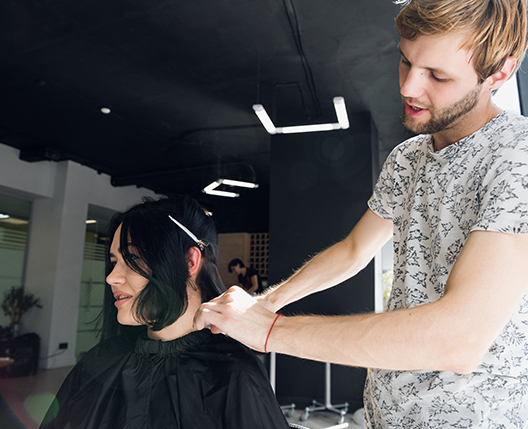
[431,73,448,82]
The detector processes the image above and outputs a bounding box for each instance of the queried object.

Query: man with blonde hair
[195,0,528,426]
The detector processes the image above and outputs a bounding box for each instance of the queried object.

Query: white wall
[0,144,158,368]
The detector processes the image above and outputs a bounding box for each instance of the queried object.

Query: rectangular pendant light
[280,123,340,134]
[333,96,350,129]
[205,189,240,198]
[252,97,350,135]
[202,178,259,198]
[252,104,277,134]
[219,178,259,189]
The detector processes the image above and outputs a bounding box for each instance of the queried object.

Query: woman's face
[106,224,149,326]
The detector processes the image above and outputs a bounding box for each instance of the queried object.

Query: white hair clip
[168,215,209,251]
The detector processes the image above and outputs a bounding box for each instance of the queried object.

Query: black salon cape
[40,330,289,429]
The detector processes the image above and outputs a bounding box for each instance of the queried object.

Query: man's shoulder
[382,134,429,168]
[487,110,528,152]
[500,109,528,124]
[494,110,528,138]
[392,134,429,154]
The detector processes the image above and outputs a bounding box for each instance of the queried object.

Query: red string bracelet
[264,313,281,354]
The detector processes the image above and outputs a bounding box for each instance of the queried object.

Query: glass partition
[0,194,32,327]
[76,209,112,361]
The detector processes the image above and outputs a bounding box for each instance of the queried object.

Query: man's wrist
[260,284,286,313]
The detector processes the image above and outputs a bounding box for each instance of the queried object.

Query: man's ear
[487,56,516,91]
[186,247,202,277]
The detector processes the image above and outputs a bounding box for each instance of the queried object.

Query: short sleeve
[472,153,528,234]
[368,148,398,222]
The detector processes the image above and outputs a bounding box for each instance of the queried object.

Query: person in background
[194,0,528,427]
[40,196,289,429]
[228,258,263,294]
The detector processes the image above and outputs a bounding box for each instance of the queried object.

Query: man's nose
[400,68,425,100]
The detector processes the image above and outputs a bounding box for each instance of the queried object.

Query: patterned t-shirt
[366,110,528,428]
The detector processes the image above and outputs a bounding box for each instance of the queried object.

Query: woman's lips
[113,291,132,307]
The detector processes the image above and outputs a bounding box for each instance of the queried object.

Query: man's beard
[402,83,482,135]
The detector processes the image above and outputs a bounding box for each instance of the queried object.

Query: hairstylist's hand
[193,286,278,353]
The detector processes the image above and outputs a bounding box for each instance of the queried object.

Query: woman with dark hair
[41,195,289,429]
[228,258,263,294]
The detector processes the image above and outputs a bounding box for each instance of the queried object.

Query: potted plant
[1,286,42,337]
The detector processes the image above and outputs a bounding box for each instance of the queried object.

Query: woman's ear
[186,246,202,277]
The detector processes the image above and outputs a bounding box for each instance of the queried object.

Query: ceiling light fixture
[202,178,259,198]
[203,181,239,198]
[0,213,10,219]
[220,178,259,189]
[253,104,277,134]
[333,96,349,129]
[252,96,350,135]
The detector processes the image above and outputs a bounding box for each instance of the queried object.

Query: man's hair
[395,0,528,82]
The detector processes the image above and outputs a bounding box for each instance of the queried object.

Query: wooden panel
[217,233,250,287]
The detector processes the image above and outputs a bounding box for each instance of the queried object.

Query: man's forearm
[262,240,364,311]
[266,231,528,374]
[195,226,528,376]
[265,303,461,372]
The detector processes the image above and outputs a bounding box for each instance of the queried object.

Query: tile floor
[0,366,73,429]
[285,406,366,429]
[0,366,366,429]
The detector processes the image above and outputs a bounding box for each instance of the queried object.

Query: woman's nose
[106,264,125,286]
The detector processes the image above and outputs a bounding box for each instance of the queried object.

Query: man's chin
[402,113,449,135]
[402,115,427,134]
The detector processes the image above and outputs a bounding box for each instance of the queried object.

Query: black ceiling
[0,0,411,232]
